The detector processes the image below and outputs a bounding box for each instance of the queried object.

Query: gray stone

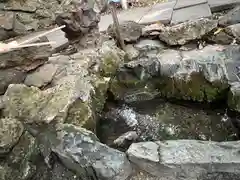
[208,0,240,13]
[3,76,96,131]
[24,63,58,88]
[171,3,212,25]
[225,23,240,41]
[160,18,217,45]
[5,131,39,180]
[135,39,166,52]
[219,6,240,27]
[127,140,240,179]
[174,0,207,10]
[107,21,143,42]
[0,117,24,156]
[3,40,125,132]
[37,123,132,180]
[228,82,240,112]
[0,69,26,95]
[113,131,139,148]
[125,44,140,60]
[110,45,240,102]
[99,105,161,146]
[0,36,51,70]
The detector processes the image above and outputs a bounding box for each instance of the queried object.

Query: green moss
[65,100,96,133]
[91,76,109,114]
[154,73,228,102]
[100,52,121,77]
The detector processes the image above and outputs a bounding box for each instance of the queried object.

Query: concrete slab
[99,6,150,32]
[139,1,175,25]
[99,1,175,31]
[171,3,212,24]
[174,0,207,10]
[208,0,240,12]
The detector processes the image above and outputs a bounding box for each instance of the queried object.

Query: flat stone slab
[208,0,240,12]
[139,1,175,25]
[171,3,212,24]
[16,29,69,53]
[174,0,207,10]
[99,2,175,32]
[127,140,240,179]
[99,7,150,32]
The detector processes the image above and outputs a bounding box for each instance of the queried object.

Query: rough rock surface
[158,18,218,45]
[36,123,132,180]
[127,140,240,179]
[3,40,125,132]
[219,6,240,27]
[0,0,100,40]
[0,69,26,95]
[55,7,100,41]
[0,38,51,70]
[107,21,143,42]
[110,44,240,103]
[0,117,24,156]
[24,63,57,88]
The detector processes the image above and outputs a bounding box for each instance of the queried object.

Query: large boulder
[0,117,24,156]
[158,18,218,45]
[110,44,240,103]
[107,21,143,42]
[127,140,240,179]
[35,123,132,180]
[3,40,125,132]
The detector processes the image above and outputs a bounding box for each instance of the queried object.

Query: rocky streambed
[1,3,240,180]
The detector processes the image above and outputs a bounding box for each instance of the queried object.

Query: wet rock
[24,63,58,88]
[113,131,139,148]
[219,6,240,27]
[36,123,132,180]
[110,45,240,102]
[158,18,218,45]
[99,105,161,147]
[0,37,51,70]
[0,69,26,95]
[0,117,24,156]
[107,21,143,42]
[99,101,236,148]
[127,140,240,179]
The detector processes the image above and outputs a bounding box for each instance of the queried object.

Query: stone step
[171,2,212,25]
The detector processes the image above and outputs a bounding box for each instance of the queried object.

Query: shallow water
[130,99,238,141]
